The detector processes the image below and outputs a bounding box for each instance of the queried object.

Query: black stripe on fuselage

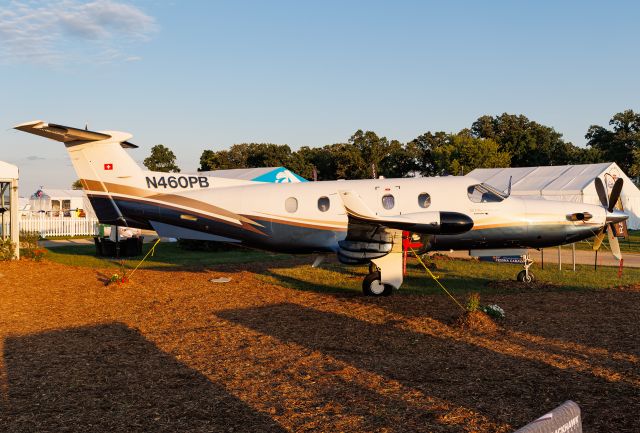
[429,223,600,250]
[87,195,343,253]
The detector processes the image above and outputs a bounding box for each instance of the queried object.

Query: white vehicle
[15,121,628,295]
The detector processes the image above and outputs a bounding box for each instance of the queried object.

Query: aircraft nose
[606,209,629,224]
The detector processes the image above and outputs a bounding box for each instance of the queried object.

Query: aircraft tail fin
[15,120,145,225]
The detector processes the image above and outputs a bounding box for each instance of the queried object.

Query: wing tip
[14,120,46,130]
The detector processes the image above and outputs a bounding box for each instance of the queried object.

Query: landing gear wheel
[516,270,535,283]
[362,271,393,296]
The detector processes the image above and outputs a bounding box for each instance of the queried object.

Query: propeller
[592,177,626,260]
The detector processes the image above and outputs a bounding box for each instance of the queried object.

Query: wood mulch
[0,259,638,432]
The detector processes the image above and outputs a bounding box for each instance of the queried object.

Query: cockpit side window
[467,184,504,203]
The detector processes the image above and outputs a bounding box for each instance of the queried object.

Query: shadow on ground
[1,323,286,433]
[217,302,639,432]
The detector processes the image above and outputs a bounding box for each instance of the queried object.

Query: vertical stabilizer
[15,121,143,225]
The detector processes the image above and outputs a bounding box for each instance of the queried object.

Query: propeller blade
[592,229,606,251]
[608,178,624,212]
[594,177,608,208]
[607,227,622,260]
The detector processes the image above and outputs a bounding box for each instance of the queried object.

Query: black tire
[362,271,393,296]
[516,270,535,283]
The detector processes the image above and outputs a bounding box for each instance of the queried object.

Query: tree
[471,113,582,166]
[71,179,83,190]
[144,144,180,173]
[308,130,409,180]
[320,142,365,180]
[428,131,511,175]
[348,130,393,178]
[379,139,421,178]
[199,143,314,180]
[408,131,451,176]
[294,146,336,180]
[586,109,640,175]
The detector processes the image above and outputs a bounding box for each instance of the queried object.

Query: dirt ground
[0,259,638,432]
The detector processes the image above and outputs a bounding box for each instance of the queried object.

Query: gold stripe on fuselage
[82,179,260,226]
[254,212,347,228]
[246,214,348,232]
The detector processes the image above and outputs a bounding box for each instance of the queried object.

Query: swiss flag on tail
[104,163,113,170]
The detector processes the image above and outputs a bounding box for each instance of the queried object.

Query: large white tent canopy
[0,161,18,180]
[468,162,640,230]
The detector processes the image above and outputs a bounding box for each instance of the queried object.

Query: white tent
[467,163,640,230]
[25,188,96,218]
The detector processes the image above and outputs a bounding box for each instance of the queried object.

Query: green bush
[0,237,16,260]
[20,231,40,259]
[466,292,481,312]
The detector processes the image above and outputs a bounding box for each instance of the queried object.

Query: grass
[40,242,639,296]
[260,256,640,296]
[42,242,289,270]
[40,235,94,240]
[573,229,640,253]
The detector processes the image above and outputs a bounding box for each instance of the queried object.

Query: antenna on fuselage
[506,176,512,197]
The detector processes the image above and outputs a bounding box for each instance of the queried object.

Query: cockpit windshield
[467,183,506,203]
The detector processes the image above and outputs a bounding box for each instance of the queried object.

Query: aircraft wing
[14,120,138,148]
[338,190,473,235]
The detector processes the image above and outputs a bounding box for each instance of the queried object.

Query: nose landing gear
[516,254,535,283]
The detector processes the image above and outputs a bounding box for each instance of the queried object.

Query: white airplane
[15,121,629,296]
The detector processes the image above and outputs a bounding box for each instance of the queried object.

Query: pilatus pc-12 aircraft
[16,120,629,296]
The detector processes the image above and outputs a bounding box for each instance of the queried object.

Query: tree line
[142,110,640,182]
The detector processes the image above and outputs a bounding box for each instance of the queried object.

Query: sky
[1,0,639,194]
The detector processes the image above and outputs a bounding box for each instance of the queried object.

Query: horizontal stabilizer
[14,120,138,148]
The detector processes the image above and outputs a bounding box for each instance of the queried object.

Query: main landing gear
[362,263,394,296]
[361,230,404,296]
[516,254,535,283]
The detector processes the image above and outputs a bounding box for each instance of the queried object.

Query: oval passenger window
[318,196,330,212]
[381,194,395,210]
[285,197,298,213]
[418,193,431,208]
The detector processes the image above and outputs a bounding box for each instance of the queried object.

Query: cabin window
[418,193,431,208]
[467,184,505,203]
[381,194,395,210]
[285,197,298,213]
[318,196,330,212]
